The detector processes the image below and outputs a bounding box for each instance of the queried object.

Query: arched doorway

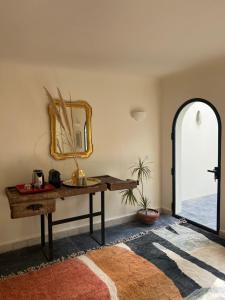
[172,98,221,233]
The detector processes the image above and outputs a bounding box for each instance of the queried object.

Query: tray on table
[16,183,55,194]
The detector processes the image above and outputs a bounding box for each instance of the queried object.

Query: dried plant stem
[57,88,72,136]
[59,106,65,152]
[60,126,79,169]
[44,87,79,170]
[56,138,63,154]
[69,93,76,152]
[44,87,65,129]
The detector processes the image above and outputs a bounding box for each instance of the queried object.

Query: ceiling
[1,0,225,76]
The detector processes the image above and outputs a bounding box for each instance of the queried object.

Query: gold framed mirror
[49,100,93,160]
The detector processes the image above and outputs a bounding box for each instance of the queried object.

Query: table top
[6,175,138,205]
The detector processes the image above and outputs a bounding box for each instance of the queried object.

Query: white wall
[176,102,217,211]
[160,59,225,232]
[0,60,161,249]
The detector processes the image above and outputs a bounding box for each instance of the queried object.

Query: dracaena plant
[121,158,151,213]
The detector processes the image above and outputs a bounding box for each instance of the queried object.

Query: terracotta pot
[136,209,160,224]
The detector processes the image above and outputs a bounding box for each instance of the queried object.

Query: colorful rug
[1,223,225,299]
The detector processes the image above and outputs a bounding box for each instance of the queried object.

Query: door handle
[207,167,220,181]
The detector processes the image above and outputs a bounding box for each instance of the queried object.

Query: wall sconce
[130,110,146,122]
[196,110,202,125]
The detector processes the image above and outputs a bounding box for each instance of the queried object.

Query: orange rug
[0,244,181,300]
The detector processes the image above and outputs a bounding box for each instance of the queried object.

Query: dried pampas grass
[44,87,79,169]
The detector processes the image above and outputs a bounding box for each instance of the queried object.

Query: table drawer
[10,199,56,219]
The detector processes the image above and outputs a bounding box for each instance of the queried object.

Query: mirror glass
[49,100,93,159]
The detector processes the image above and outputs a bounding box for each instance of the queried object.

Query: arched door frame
[171,98,222,233]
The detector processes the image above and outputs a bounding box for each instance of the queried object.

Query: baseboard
[160,207,172,215]
[0,213,136,254]
[219,229,225,239]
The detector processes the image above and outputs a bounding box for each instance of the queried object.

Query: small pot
[136,208,160,224]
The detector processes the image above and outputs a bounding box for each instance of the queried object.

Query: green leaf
[138,196,151,210]
[120,189,138,206]
[130,158,151,182]
[121,158,152,209]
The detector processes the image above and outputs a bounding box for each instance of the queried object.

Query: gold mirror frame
[49,100,93,160]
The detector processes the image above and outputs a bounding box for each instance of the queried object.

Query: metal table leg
[89,193,93,234]
[40,213,53,261]
[101,191,105,245]
[48,213,53,260]
[41,214,45,247]
[41,192,106,260]
[90,191,106,245]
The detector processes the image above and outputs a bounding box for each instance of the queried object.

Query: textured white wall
[0,61,161,248]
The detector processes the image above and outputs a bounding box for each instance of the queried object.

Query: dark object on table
[49,169,61,188]
[32,169,45,189]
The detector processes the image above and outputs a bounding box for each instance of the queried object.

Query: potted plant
[121,158,160,224]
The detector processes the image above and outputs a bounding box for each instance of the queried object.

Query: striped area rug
[1,223,225,299]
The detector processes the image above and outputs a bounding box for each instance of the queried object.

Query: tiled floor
[179,194,217,230]
[0,215,177,277]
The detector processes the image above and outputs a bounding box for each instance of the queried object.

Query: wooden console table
[6,175,138,260]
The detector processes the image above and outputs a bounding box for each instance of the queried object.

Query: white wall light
[130,110,146,122]
[196,110,202,125]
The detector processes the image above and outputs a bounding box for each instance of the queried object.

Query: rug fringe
[0,219,182,281]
